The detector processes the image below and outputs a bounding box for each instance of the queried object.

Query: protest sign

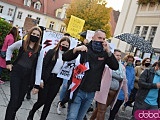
[86,30,95,42]
[67,15,85,39]
[57,60,76,80]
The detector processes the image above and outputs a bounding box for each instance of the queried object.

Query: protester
[108,54,135,120]
[133,61,160,119]
[135,60,141,66]
[90,49,128,120]
[25,26,46,100]
[56,37,91,115]
[58,33,71,108]
[27,37,70,120]
[0,27,18,84]
[62,29,119,120]
[122,58,151,111]
[4,26,42,120]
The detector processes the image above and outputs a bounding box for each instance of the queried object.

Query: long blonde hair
[23,26,42,53]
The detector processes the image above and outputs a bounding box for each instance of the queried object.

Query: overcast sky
[106,0,124,11]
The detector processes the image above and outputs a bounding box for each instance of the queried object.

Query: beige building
[111,0,160,63]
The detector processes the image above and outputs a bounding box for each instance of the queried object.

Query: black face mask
[91,41,103,52]
[60,45,68,51]
[30,35,39,42]
[144,63,150,67]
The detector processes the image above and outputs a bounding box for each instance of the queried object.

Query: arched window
[34,1,41,10]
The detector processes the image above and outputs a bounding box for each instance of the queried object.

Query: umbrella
[115,33,154,53]
[79,31,87,38]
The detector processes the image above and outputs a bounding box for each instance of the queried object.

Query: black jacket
[135,67,159,105]
[62,42,119,92]
[41,49,58,84]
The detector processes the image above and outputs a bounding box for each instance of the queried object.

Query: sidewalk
[0,81,133,120]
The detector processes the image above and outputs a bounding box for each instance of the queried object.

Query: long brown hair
[8,26,18,42]
[52,37,70,60]
[142,58,151,66]
[23,26,42,53]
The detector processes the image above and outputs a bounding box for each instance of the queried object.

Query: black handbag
[0,51,6,59]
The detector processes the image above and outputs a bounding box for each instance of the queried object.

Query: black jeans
[108,99,124,120]
[29,73,63,120]
[5,64,32,120]
[124,87,138,107]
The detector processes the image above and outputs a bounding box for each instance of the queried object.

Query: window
[141,26,149,36]
[24,0,27,5]
[17,11,23,19]
[49,21,54,30]
[34,2,41,10]
[7,8,13,16]
[149,27,157,36]
[148,26,157,44]
[24,0,31,7]
[57,12,61,18]
[36,17,41,24]
[27,14,32,18]
[134,26,141,35]
[27,0,31,7]
[60,25,65,32]
[0,5,4,13]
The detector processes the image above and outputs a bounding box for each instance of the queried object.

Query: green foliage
[0,19,17,81]
[0,19,12,46]
[64,0,111,38]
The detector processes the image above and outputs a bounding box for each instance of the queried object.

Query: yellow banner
[67,15,85,39]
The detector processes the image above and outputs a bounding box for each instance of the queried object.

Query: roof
[0,0,71,18]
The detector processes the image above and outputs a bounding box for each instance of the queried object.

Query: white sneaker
[57,102,62,115]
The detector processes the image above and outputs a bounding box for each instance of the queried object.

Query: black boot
[26,92,31,100]
[27,110,34,120]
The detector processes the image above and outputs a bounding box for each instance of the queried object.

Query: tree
[0,19,12,46]
[64,0,111,38]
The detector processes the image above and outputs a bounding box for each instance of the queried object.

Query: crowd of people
[0,26,160,120]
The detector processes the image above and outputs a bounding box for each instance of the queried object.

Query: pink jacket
[94,65,128,109]
[0,34,14,68]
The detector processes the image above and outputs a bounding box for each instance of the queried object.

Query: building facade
[0,0,71,32]
[111,0,160,62]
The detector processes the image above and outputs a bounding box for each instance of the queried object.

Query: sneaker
[57,102,62,115]
[128,103,133,107]
[0,80,5,85]
[121,105,126,112]
[61,104,66,108]
[87,106,93,113]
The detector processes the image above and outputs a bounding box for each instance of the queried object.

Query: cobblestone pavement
[0,81,133,120]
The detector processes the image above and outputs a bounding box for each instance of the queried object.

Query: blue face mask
[156,70,160,76]
[91,41,103,52]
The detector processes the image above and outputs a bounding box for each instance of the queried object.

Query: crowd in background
[0,26,160,120]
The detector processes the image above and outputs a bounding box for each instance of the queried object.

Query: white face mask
[156,70,160,76]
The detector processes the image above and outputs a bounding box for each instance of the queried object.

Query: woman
[5,26,42,120]
[122,58,151,111]
[90,49,128,120]
[133,61,160,119]
[108,54,135,120]
[0,27,18,84]
[27,37,70,120]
